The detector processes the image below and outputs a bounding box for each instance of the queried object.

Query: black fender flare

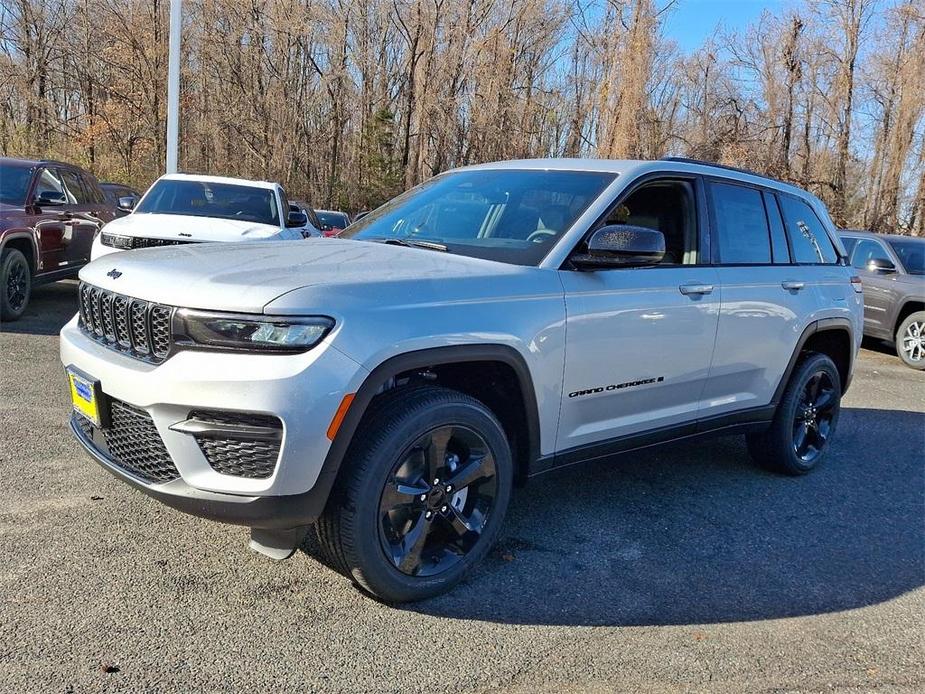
[0,230,39,272]
[772,317,855,403]
[309,344,542,511]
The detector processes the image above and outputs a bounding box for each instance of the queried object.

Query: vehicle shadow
[0,280,78,336]
[390,406,924,626]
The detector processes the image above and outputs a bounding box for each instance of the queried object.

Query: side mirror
[866,257,895,274]
[117,196,137,211]
[572,224,665,269]
[35,190,66,207]
[286,210,308,228]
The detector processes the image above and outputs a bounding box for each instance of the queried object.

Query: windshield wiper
[379,238,448,252]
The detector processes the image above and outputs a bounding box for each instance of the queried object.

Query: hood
[102,213,282,243]
[0,202,27,228]
[78,238,534,313]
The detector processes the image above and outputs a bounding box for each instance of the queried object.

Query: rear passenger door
[701,180,823,421]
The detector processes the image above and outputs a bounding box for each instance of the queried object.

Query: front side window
[888,239,925,276]
[0,164,34,205]
[850,239,892,270]
[33,168,66,200]
[778,195,838,264]
[710,182,771,264]
[341,169,616,266]
[134,179,281,226]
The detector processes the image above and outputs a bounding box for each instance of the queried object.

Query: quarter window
[709,182,771,264]
[778,196,838,264]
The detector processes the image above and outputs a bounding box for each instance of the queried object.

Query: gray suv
[839,230,925,370]
[61,158,862,602]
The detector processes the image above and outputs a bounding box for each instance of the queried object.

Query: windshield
[135,179,280,226]
[340,169,616,266]
[0,164,34,206]
[317,211,349,229]
[889,239,925,276]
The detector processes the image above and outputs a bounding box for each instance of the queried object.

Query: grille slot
[78,283,174,363]
[187,410,282,479]
[132,237,194,249]
[75,400,180,484]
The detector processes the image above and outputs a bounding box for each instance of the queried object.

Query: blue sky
[664,0,792,51]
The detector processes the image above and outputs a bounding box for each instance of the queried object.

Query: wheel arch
[314,345,542,510]
[773,318,855,401]
[894,300,925,338]
[0,231,39,275]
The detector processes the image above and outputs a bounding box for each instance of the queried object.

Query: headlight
[100,232,133,249]
[174,310,333,353]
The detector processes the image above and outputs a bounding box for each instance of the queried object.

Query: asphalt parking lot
[1,280,923,693]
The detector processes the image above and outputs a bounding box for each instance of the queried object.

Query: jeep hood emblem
[106,268,122,279]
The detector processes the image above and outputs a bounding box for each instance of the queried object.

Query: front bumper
[61,314,367,505]
[70,414,330,528]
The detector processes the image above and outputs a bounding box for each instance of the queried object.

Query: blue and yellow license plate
[67,367,102,426]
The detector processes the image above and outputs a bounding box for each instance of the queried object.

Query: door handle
[781,280,805,291]
[679,283,713,296]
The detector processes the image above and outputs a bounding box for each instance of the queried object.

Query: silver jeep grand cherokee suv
[60,158,863,602]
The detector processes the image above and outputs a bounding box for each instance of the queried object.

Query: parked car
[839,230,925,369]
[289,200,323,237]
[0,157,117,320]
[91,173,312,260]
[315,209,351,237]
[61,157,861,602]
[99,182,142,218]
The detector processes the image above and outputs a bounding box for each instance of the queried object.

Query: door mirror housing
[866,257,896,274]
[117,196,137,211]
[34,190,66,207]
[572,224,666,269]
[286,210,308,228]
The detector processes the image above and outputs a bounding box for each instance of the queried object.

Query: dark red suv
[0,157,117,321]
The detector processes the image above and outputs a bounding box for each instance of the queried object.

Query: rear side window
[709,182,771,264]
[59,169,90,204]
[778,196,838,264]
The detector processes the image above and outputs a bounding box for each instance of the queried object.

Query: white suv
[90,173,316,259]
[61,158,862,602]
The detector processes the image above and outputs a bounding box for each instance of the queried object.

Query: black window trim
[561,170,711,271]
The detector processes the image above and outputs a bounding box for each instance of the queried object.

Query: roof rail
[660,156,783,184]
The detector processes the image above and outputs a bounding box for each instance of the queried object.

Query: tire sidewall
[778,354,842,474]
[896,311,925,370]
[1,249,31,320]
[348,399,513,602]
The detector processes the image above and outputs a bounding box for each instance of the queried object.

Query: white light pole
[165,0,182,174]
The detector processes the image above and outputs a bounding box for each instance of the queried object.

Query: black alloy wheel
[1,248,31,321]
[792,370,837,465]
[378,425,498,577]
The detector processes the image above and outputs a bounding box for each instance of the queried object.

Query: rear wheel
[896,311,925,370]
[747,353,841,475]
[0,248,31,321]
[315,385,513,602]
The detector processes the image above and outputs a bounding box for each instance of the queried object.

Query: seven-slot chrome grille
[78,282,173,362]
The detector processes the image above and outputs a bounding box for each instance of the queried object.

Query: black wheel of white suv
[1,247,31,321]
[315,385,513,603]
[746,353,842,475]
[896,311,925,370]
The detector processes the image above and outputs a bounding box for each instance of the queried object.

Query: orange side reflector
[326,393,356,441]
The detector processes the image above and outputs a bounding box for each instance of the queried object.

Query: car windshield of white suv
[134,179,280,226]
[888,239,924,276]
[341,169,617,266]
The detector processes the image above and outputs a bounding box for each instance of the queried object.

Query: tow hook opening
[248,526,308,561]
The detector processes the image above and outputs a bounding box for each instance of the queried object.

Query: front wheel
[896,311,925,370]
[1,248,31,321]
[315,385,513,602]
[746,353,842,475]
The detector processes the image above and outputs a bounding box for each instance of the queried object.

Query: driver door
[556,174,720,457]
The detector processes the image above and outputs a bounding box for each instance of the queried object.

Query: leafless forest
[1,0,923,233]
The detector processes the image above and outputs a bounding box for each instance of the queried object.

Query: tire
[746,353,842,475]
[0,248,31,321]
[895,311,925,370]
[315,385,513,603]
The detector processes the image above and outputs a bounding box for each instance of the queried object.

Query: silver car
[61,157,862,601]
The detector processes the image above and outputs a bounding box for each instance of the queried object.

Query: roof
[453,157,811,199]
[839,229,924,243]
[0,156,82,170]
[157,172,278,190]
